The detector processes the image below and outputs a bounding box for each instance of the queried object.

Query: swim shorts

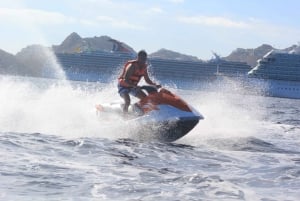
[118,84,139,97]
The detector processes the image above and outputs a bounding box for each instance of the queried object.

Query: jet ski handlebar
[140,85,161,94]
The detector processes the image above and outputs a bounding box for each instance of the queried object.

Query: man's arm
[144,70,159,86]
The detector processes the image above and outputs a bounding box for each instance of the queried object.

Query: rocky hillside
[52,32,135,54]
[52,33,199,61]
[15,45,58,77]
[0,49,26,75]
[224,44,300,67]
[223,44,273,67]
[1,32,300,76]
[149,48,201,61]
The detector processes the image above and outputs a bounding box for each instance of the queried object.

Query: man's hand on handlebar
[155,84,162,88]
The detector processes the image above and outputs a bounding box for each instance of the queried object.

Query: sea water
[0,75,299,201]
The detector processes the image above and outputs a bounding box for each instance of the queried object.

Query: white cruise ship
[55,50,251,88]
[248,47,300,99]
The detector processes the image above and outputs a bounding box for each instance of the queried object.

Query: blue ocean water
[0,75,299,201]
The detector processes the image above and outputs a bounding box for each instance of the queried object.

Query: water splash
[41,47,67,80]
[3,1,67,80]
[0,76,125,138]
[177,77,267,145]
[0,75,269,143]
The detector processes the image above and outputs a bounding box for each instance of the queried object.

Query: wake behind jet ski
[95,86,204,142]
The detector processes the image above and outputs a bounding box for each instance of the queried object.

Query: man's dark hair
[138,50,147,57]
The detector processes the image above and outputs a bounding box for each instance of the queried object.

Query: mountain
[224,44,274,67]
[15,45,57,77]
[1,32,300,76]
[149,48,201,61]
[223,44,300,67]
[52,33,200,61]
[52,32,83,53]
[0,49,26,75]
[0,45,59,77]
[52,32,135,54]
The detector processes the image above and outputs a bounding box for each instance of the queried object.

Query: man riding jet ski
[96,86,204,142]
[117,50,161,114]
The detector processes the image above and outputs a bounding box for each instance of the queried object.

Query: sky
[1,0,300,60]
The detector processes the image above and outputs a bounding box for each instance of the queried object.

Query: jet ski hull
[128,104,203,142]
[141,118,199,142]
[96,86,204,142]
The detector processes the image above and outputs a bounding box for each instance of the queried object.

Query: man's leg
[121,92,131,113]
[118,85,131,113]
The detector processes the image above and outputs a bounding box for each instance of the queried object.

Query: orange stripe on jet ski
[159,89,191,112]
[138,88,192,114]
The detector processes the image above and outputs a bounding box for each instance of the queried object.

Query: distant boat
[248,48,300,99]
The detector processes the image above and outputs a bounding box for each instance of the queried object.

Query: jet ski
[95,86,204,142]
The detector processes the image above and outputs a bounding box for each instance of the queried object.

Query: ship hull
[249,78,300,99]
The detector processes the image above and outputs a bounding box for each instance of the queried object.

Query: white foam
[0,76,129,139]
[0,75,268,143]
[177,79,267,146]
